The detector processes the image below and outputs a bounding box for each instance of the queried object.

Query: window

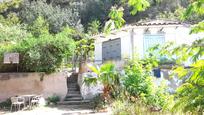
[102,38,121,61]
[143,33,165,55]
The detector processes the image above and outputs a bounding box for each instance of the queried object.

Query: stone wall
[0,72,67,102]
[78,73,103,100]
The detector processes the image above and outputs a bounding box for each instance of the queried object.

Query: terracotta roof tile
[133,20,182,26]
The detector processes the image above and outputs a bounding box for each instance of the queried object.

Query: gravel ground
[0,105,110,115]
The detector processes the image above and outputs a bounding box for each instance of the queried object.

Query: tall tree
[20,0,83,33]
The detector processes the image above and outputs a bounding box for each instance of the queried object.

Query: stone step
[68,77,77,78]
[68,85,78,88]
[68,88,78,90]
[67,83,78,86]
[68,77,77,79]
[67,82,77,84]
[66,94,82,98]
[67,81,77,85]
[71,73,78,76]
[68,76,77,78]
[67,91,81,94]
[64,97,83,101]
[56,104,94,110]
[68,84,78,86]
[68,86,78,89]
[58,100,91,105]
[67,79,77,81]
[67,77,77,80]
[68,88,79,91]
[68,82,77,84]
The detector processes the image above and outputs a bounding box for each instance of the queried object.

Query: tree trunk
[79,61,88,74]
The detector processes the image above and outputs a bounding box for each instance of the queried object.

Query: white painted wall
[94,30,131,64]
[94,24,204,63]
[121,32,132,59]
[94,42,102,64]
[133,28,144,58]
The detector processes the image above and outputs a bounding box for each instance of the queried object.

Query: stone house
[94,20,204,64]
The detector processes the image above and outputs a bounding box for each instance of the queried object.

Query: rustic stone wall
[0,72,67,102]
[78,73,103,100]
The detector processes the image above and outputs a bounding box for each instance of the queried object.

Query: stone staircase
[58,73,93,109]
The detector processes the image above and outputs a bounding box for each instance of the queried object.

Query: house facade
[94,20,204,64]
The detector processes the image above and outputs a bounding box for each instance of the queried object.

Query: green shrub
[46,95,60,105]
[123,59,174,111]
[112,100,142,115]
[16,33,75,73]
[85,62,120,101]
[0,27,75,73]
[91,94,106,110]
[0,24,31,44]
[112,99,174,115]
[0,99,11,110]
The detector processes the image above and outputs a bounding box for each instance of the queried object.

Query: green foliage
[173,60,204,113]
[158,1,204,113]
[0,0,22,13]
[104,0,150,31]
[104,7,125,33]
[127,0,150,15]
[147,42,199,66]
[99,63,119,86]
[17,29,75,73]
[190,21,204,34]
[123,59,173,110]
[0,26,75,73]
[20,0,82,33]
[0,98,11,109]
[18,35,74,72]
[85,57,172,110]
[181,0,204,24]
[87,20,101,35]
[126,0,203,24]
[0,13,20,26]
[86,62,119,87]
[46,95,60,105]
[149,40,204,113]
[111,99,174,115]
[84,75,98,86]
[108,7,125,29]
[85,62,120,99]
[111,98,167,115]
[184,0,204,18]
[0,0,22,28]
[146,43,177,66]
[0,24,30,44]
[75,38,95,62]
[112,99,139,115]
[123,59,152,96]
[28,16,49,37]
[156,21,204,114]
[80,0,112,28]
[0,0,199,33]
[157,6,186,21]
[91,94,106,110]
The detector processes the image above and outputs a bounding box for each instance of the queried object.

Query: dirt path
[0,105,110,115]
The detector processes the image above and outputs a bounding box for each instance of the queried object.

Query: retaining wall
[0,72,67,102]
